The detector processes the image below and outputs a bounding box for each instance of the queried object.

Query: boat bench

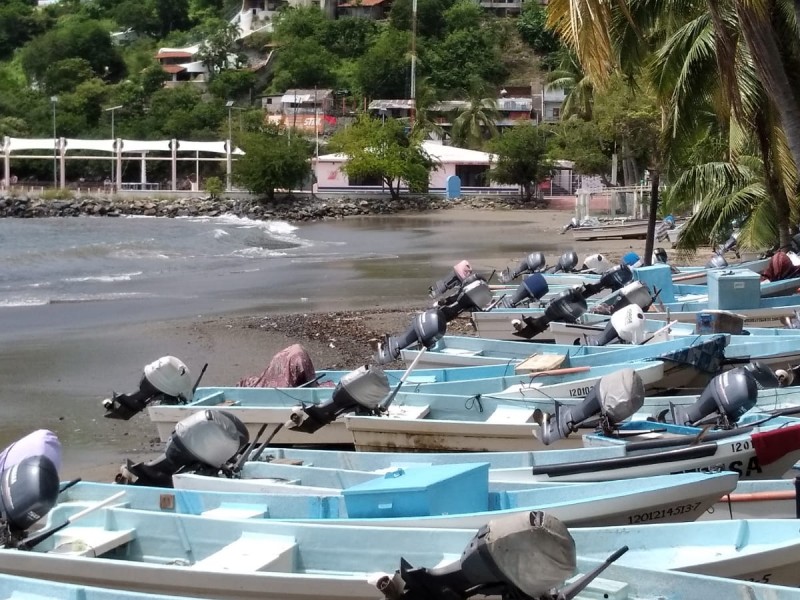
[201,503,268,520]
[386,404,431,419]
[50,527,136,557]
[485,407,537,424]
[440,349,483,356]
[190,533,297,573]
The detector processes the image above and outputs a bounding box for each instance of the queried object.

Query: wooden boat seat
[515,353,566,373]
[50,527,136,557]
[485,407,537,424]
[201,503,268,520]
[190,533,297,573]
[385,404,431,419]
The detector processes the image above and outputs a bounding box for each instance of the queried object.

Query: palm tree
[545,49,594,120]
[451,94,499,149]
[411,77,445,140]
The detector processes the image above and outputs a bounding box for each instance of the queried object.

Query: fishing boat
[699,479,800,521]
[147,361,665,445]
[571,518,800,587]
[63,470,738,528]
[5,502,795,600]
[0,573,212,600]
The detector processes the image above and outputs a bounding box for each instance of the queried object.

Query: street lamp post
[104,105,123,190]
[50,96,58,188]
[226,100,235,191]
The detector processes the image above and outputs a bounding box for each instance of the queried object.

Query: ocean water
[0,213,551,341]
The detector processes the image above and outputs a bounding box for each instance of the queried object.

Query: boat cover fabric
[598,367,645,421]
[751,424,800,466]
[454,260,472,280]
[237,344,319,388]
[761,252,800,282]
[0,430,61,474]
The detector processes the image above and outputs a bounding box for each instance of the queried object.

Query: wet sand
[0,208,704,482]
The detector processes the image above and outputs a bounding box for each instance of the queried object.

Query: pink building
[314,142,517,194]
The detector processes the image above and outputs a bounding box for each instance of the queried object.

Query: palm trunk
[737,2,800,174]
[643,170,659,266]
[754,112,792,247]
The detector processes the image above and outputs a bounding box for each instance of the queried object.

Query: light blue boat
[61,470,738,528]
[5,502,800,600]
[147,360,666,445]
[700,478,799,521]
[572,518,800,587]
[310,362,520,387]
[0,573,209,600]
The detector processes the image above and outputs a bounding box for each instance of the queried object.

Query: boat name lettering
[730,440,752,452]
[727,457,763,477]
[627,501,702,524]
[568,386,593,397]
[746,574,772,584]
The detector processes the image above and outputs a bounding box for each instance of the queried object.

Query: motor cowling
[512,289,587,340]
[587,305,646,346]
[706,254,728,269]
[595,281,655,316]
[501,274,549,308]
[743,361,780,389]
[670,368,758,428]
[429,260,473,299]
[653,247,668,264]
[561,217,579,234]
[550,251,578,274]
[378,511,576,600]
[582,254,610,274]
[582,263,633,297]
[718,232,739,256]
[121,410,249,487]
[541,368,645,445]
[0,455,60,535]
[374,309,447,365]
[439,275,494,320]
[501,252,547,282]
[621,252,643,268]
[288,365,390,434]
[103,356,194,420]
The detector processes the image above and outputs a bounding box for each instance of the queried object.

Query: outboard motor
[717,231,740,257]
[0,455,60,547]
[547,251,578,274]
[103,356,195,420]
[669,368,758,429]
[705,254,728,269]
[499,274,549,309]
[120,410,249,487]
[561,217,579,234]
[287,365,390,434]
[790,233,800,254]
[742,361,780,389]
[621,252,643,268]
[655,215,676,242]
[581,253,610,274]
[581,263,633,297]
[593,281,655,316]
[512,288,587,339]
[587,305,646,346]
[374,308,447,365]
[541,368,645,445]
[653,247,668,264]
[429,260,473,299]
[377,511,577,600]
[438,275,495,320]
[499,252,546,283]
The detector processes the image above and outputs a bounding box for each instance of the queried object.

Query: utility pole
[226,100,234,191]
[104,105,123,189]
[410,0,417,128]
[50,96,58,188]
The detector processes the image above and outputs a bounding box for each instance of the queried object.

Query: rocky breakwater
[0,193,539,222]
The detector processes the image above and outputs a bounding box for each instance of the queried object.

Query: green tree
[43,58,96,95]
[516,0,560,56]
[355,29,410,99]
[271,38,337,91]
[329,115,436,200]
[490,124,553,202]
[389,0,454,39]
[319,17,378,59]
[451,91,499,149]
[425,29,507,92]
[196,19,241,76]
[273,5,327,41]
[548,118,612,181]
[233,129,310,201]
[443,0,482,34]
[0,0,43,59]
[207,70,256,101]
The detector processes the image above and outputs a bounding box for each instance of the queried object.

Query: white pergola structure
[1,137,244,192]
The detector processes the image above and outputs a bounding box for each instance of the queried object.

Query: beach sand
[1,208,706,483]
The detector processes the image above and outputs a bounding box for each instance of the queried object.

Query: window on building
[455,164,489,187]
[266,98,273,104]
[552,107,560,119]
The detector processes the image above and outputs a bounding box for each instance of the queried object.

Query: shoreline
[0,207,711,483]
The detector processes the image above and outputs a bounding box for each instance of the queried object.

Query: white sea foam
[233,247,289,258]
[110,249,170,260]
[0,291,155,308]
[0,297,49,307]
[213,229,229,239]
[64,271,143,283]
